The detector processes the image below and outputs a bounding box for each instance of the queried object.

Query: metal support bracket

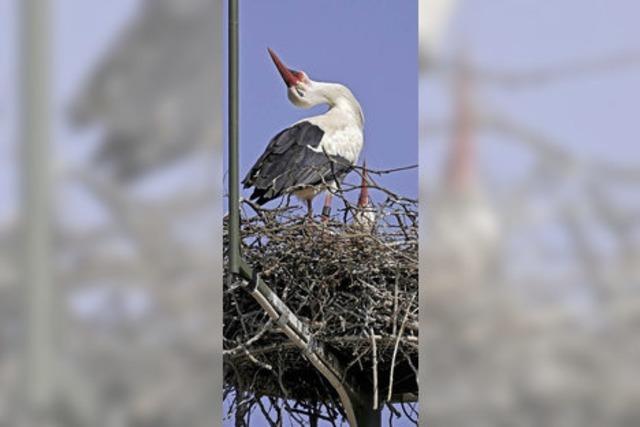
[237,263,379,426]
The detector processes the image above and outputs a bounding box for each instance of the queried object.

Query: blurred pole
[20,0,55,425]
[228,0,240,278]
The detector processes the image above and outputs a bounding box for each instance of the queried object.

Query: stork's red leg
[306,199,313,218]
[321,193,332,222]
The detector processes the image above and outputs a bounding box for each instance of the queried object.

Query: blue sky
[423,0,640,185]
[1,0,419,221]
[233,0,418,212]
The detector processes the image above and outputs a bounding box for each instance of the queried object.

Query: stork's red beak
[268,48,301,87]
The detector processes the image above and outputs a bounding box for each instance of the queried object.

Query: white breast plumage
[302,111,364,165]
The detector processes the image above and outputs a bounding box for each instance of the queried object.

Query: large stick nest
[224,169,418,425]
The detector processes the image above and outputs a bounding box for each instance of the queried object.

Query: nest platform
[224,193,418,424]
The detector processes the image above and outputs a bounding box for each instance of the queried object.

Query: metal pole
[353,402,381,427]
[20,0,55,425]
[228,0,241,276]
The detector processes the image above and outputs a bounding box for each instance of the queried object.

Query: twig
[370,328,379,410]
[387,295,415,403]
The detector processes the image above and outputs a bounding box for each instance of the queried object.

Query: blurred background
[4,0,640,426]
[420,1,640,426]
[2,0,223,426]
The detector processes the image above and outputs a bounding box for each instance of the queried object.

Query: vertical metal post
[353,401,381,427]
[228,0,240,276]
[20,0,54,425]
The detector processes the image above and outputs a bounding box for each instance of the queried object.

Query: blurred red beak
[268,48,300,87]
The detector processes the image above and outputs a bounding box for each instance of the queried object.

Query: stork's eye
[296,87,304,97]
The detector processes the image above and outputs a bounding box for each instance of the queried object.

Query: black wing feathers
[242,122,352,205]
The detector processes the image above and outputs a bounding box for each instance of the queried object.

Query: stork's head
[268,48,341,110]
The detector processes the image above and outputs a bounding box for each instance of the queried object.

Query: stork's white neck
[315,82,364,129]
[290,79,364,129]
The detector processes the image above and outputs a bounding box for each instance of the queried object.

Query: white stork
[242,48,364,219]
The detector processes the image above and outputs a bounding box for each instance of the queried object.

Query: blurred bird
[242,49,364,219]
[427,55,500,280]
[71,0,220,182]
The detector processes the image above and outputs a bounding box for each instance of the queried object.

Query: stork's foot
[298,215,312,226]
[300,213,317,228]
[305,200,314,221]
